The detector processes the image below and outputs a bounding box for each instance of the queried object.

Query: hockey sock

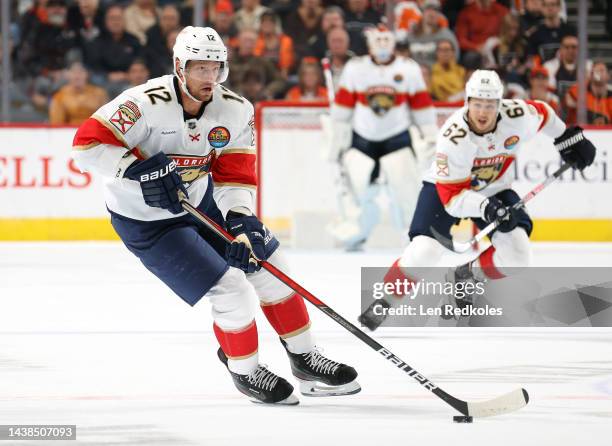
[472,247,505,281]
[261,293,313,354]
[383,258,416,299]
[213,320,259,375]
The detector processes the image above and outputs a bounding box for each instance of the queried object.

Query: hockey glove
[554,126,596,171]
[225,211,280,274]
[124,152,188,215]
[482,197,519,233]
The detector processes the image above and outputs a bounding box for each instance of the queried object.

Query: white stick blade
[467,388,529,418]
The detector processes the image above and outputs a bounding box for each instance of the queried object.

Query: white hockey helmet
[465,70,504,106]
[365,24,396,63]
[173,26,228,101]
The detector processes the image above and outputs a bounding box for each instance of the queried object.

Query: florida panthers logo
[366,86,396,116]
[170,153,215,187]
[470,155,514,191]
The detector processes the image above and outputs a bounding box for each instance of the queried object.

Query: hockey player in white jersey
[71,26,360,404]
[329,25,437,251]
[359,69,596,330]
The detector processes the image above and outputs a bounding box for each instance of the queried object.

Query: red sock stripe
[384,259,415,297]
[213,320,258,359]
[261,293,310,336]
[479,247,505,279]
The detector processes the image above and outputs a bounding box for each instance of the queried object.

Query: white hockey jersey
[331,55,436,141]
[425,99,566,218]
[72,75,256,221]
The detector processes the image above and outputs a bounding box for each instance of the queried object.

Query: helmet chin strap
[178,67,203,103]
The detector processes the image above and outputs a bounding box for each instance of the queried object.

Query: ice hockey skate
[218,348,299,405]
[281,339,361,397]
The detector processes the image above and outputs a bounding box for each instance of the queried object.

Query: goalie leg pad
[380,147,422,230]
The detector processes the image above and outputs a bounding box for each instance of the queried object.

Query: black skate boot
[441,263,482,319]
[281,339,361,397]
[217,348,299,405]
[358,298,391,331]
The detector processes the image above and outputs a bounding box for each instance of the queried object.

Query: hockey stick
[321,58,359,218]
[431,162,572,253]
[181,200,529,418]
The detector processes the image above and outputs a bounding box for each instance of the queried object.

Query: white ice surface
[0,242,611,445]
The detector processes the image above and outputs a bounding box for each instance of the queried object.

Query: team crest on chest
[208,126,231,148]
[366,86,396,116]
[170,153,215,186]
[471,154,514,191]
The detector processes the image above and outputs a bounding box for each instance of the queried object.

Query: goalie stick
[321,57,358,218]
[181,200,529,419]
[431,162,572,253]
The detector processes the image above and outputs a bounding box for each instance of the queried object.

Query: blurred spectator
[67,0,106,45]
[17,0,79,77]
[408,0,458,67]
[234,0,268,32]
[124,0,160,45]
[213,0,239,49]
[239,68,268,103]
[527,0,575,63]
[519,0,543,37]
[455,0,509,67]
[566,62,612,125]
[0,33,39,121]
[284,0,324,60]
[228,29,287,99]
[254,10,295,78]
[441,0,465,29]
[482,13,527,84]
[127,58,151,87]
[543,34,591,106]
[395,0,449,42]
[18,0,49,49]
[526,66,560,113]
[145,27,179,77]
[325,27,354,89]
[344,0,381,55]
[308,6,345,59]
[49,61,108,124]
[430,39,465,101]
[84,5,142,90]
[285,59,328,101]
[145,4,180,54]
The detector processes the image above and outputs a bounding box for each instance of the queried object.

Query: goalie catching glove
[225,210,280,273]
[554,126,596,171]
[124,152,188,215]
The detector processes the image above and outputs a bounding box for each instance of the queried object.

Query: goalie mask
[365,25,396,64]
[173,26,229,102]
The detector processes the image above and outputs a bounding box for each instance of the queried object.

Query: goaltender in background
[370,278,504,318]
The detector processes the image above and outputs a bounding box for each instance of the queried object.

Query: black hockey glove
[554,126,596,171]
[124,152,188,215]
[483,197,519,233]
[225,211,280,274]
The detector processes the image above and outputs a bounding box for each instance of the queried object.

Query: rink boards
[0,119,611,241]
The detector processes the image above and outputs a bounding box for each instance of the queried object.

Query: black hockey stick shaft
[181,200,473,415]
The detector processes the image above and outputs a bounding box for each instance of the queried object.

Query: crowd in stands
[3,0,612,125]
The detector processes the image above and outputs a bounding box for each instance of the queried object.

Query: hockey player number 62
[443,123,467,145]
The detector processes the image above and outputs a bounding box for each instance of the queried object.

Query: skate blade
[297,379,361,397]
[250,393,300,406]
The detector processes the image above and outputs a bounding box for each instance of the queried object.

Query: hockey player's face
[467,98,498,133]
[184,61,221,101]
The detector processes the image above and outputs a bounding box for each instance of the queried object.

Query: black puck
[453,416,474,423]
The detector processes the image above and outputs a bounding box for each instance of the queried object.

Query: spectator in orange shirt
[285,59,328,102]
[455,0,509,67]
[49,61,108,125]
[565,62,612,126]
[254,10,295,79]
